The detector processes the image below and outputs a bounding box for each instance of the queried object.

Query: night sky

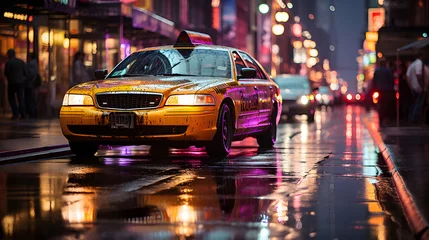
[332,0,365,93]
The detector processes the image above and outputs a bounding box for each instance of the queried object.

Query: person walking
[70,51,91,88]
[372,58,395,126]
[4,49,28,119]
[406,53,429,123]
[25,52,38,118]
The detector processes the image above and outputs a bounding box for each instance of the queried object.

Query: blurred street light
[287,2,293,9]
[292,23,302,37]
[309,14,315,20]
[303,39,312,48]
[329,5,336,11]
[275,12,289,22]
[293,41,303,49]
[423,32,428,38]
[329,45,336,51]
[306,57,317,68]
[259,3,270,14]
[272,24,285,35]
[309,49,319,57]
[294,16,300,22]
[272,44,280,55]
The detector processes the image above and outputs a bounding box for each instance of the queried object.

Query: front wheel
[206,104,233,158]
[69,142,99,157]
[257,109,277,148]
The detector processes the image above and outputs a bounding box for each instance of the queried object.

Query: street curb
[363,118,429,239]
[0,145,72,164]
[0,144,69,158]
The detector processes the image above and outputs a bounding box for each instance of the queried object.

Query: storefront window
[38,27,70,99]
[106,38,119,71]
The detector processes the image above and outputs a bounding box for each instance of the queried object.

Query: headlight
[62,94,94,106]
[165,94,215,106]
[298,95,309,105]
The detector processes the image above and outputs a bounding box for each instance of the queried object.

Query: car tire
[307,112,315,122]
[257,108,277,148]
[206,103,233,158]
[69,142,99,157]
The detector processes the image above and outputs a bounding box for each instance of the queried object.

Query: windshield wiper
[155,73,198,77]
[108,74,154,78]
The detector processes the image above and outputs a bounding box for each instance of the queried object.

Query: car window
[108,48,232,78]
[319,87,330,94]
[275,77,310,91]
[239,51,266,79]
[232,52,246,77]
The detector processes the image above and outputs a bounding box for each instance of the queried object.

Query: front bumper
[60,106,218,143]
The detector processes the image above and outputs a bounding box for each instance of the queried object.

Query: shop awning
[398,38,429,52]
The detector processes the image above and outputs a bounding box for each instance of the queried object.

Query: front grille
[68,125,187,136]
[96,92,162,109]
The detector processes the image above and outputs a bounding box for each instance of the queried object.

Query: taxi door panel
[255,80,273,127]
[236,79,259,134]
[239,51,273,128]
[232,51,259,135]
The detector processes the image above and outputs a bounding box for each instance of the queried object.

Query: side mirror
[239,68,257,79]
[94,69,108,80]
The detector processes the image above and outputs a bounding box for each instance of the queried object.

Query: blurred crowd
[0,50,92,119]
[371,52,429,126]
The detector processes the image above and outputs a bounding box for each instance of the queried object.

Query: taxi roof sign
[174,30,213,47]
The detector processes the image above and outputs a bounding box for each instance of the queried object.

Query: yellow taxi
[60,30,282,158]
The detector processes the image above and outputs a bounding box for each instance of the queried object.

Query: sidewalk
[364,113,429,239]
[0,116,69,161]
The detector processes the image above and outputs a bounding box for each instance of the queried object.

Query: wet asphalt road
[0,106,413,240]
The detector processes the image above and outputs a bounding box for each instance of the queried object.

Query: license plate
[110,113,135,129]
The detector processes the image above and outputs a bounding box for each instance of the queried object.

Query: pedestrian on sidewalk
[25,52,39,118]
[398,61,413,121]
[0,56,7,114]
[70,51,91,88]
[406,53,429,123]
[4,49,29,119]
[372,58,395,126]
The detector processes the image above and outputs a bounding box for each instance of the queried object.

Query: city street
[0,106,413,239]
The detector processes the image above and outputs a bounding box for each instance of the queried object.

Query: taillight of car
[355,94,361,101]
[346,94,353,101]
[372,92,379,104]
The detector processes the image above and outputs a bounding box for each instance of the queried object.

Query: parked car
[274,74,317,122]
[316,86,334,107]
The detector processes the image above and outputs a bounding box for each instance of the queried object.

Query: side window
[239,52,266,79]
[233,52,246,77]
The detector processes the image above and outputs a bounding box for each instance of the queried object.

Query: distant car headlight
[316,93,322,101]
[298,95,309,105]
[165,94,215,106]
[62,94,94,106]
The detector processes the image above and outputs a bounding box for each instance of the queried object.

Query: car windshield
[274,77,310,90]
[319,86,330,94]
[108,48,232,79]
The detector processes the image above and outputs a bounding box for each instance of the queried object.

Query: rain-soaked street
[0,106,413,240]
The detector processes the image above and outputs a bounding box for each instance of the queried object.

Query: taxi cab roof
[135,30,238,53]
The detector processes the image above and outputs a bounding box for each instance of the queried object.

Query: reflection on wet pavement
[0,106,412,239]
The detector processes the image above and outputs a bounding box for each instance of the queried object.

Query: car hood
[69,76,231,96]
[280,88,309,100]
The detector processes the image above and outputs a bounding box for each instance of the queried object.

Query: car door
[239,51,273,128]
[232,51,259,135]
